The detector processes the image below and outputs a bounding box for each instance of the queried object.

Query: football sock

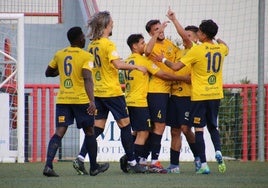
[84,134,98,170]
[208,126,221,151]
[144,135,151,159]
[94,127,104,137]
[45,134,61,168]
[150,132,162,161]
[134,143,144,162]
[195,131,206,163]
[170,148,180,166]
[78,141,87,158]
[189,142,198,158]
[120,124,135,161]
[78,127,104,159]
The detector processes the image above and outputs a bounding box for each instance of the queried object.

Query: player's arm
[112,59,147,74]
[163,58,185,71]
[144,31,158,56]
[215,38,228,47]
[166,8,192,49]
[150,53,185,71]
[82,68,96,115]
[45,66,59,77]
[155,70,191,84]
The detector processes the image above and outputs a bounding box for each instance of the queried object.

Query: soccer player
[73,11,147,174]
[158,19,228,174]
[43,27,109,177]
[125,33,190,172]
[164,9,200,173]
[185,25,199,44]
[144,18,183,173]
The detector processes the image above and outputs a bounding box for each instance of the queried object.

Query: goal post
[0,13,24,163]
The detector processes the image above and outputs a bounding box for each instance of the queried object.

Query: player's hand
[182,74,191,84]
[166,6,176,21]
[151,52,165,63]
[87,101,96,115]
[161,21,169,29]
[153,21,169,37]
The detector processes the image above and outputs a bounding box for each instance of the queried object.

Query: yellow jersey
[171,64,191,97]
[171,44,196,97]
[124,53,160,107]
[88,37,123,97]
[147,39,182,93]
[180,42,228,101]
[48,46,94,104]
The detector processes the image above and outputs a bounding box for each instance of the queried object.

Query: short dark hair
[127,34,144,50]
[185,25,199,33]
[199,20,218,39]
[67,27,83,44]
[145,19,161,33]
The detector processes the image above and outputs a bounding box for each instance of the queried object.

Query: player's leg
[135,131,149,163]
[43,104,71,177]
[73,97,107,174]
[147,93,169,173]
[110,97,146,173]
[180,97,201,171]
[74,121,105,163]
[181,124,201,171]
[128,107,150,167]
[166,95,181,173]
[75,104,109,176]
[166,127,181,173]
[190,101,210,174]
[207,99,226,173]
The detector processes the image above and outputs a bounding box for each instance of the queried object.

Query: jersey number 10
[205,52,222,73]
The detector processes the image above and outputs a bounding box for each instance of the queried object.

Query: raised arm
[215,38,228,47]
[166,8,192,49]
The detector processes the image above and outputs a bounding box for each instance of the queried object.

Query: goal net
[0,14,24,163]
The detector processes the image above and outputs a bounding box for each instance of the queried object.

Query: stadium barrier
[24,84,268,162]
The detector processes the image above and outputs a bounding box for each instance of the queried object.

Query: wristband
[162,58,167,63]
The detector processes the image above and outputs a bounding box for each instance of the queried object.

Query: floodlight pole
[257,0,265,162]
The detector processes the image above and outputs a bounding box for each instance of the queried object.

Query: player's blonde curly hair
[87,11,111,41]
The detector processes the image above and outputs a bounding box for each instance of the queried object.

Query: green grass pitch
[0,161,267,188]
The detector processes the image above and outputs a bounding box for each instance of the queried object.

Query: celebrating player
[143,18,183,173]
[158,19,228,174]
[164,8,200,173]
[73,11,147,174]
[43,27,109,177]
[124,33,190,173]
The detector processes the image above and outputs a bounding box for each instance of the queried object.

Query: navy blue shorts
[147,93,169,123]
[55,104,94,129]
[128,106,152,131]
[190,99,220,128]
[166,96,191,128]
[95,96,129,120]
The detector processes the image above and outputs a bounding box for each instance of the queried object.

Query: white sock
[151,160,158,165]
[201,162,207,168]
[128,160,137,166]
[78,155,85,162]
[215,150,222,156]
[139,157,147,165]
